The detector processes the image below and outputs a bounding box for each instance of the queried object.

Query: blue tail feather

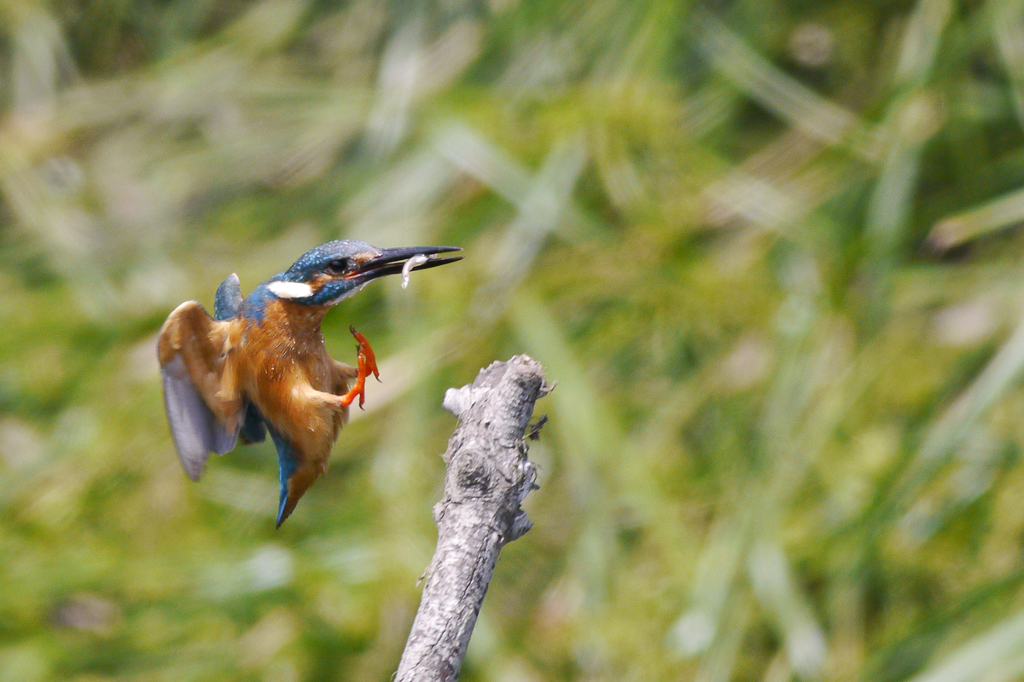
[267,426,299,527]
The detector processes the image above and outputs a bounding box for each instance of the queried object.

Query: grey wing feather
[214,273,242,321]
[161,354,239,481]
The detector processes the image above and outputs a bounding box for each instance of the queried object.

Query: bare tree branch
[395,355,551,682]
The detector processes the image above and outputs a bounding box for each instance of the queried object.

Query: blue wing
[217,273,267,445]
[214,273,243,321]
[239,404,267,444]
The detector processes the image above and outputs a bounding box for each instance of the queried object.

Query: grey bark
[395,355,551,682]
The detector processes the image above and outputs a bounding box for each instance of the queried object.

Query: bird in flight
[157,240,462,526]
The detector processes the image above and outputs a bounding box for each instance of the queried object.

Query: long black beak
[347,245,463,282]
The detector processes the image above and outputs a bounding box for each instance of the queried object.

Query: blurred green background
[5,0,1024,680]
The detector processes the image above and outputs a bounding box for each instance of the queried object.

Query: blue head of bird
[263,240,463,307]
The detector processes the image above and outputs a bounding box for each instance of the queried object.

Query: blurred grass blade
[865,0,951,260]
[416,20,484,96]
[864,0,950,259]
[928,184,1024,250]
[511,291,622,601]
[221,0,307,54]
[906,609,1024,682]
[702,132,845,231]
[990,0,1024,130]
[865,93,943,263]
[344,149,457,243]
[366,18,483,158]
[748,541,828,680]
[881,299,1024,526]
[694,9,866,151]
[704,173,801,231]
[681,83,736,139]
[434,124,538,202]
[365,17,424,157]
[511,290,620,467]
[472,136,587,318]
[669,518,748,657]
[695,597,754,682]
[10,8,76,113]
[433,124,595,239]
[864,106,924,256]
[894,0,954,87]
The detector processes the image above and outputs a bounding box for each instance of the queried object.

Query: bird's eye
[327,258,349,273]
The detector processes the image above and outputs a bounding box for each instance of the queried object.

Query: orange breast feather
[234,299,349,473]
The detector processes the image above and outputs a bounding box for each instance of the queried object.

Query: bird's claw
[340,326,379,409]
[351,325,380,383]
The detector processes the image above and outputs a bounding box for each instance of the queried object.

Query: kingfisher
[157,240,462,526]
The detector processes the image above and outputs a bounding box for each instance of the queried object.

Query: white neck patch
[267,281,314,299]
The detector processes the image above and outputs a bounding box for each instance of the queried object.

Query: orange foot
[340,325,380,409]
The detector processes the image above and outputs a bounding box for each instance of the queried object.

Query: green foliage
[4,0,1024,680]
